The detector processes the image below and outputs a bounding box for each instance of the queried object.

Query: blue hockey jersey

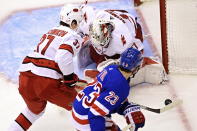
[71,65,131,131]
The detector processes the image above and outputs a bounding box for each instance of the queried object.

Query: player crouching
[71,47,145,131]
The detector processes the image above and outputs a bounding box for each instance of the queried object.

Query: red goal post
[134,0,197,75]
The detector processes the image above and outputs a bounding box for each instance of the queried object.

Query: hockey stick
[75,81,89,92]
[77,74,183,114]
[132,99,183,114]
[76,81,88,87]
[122,124,134,131]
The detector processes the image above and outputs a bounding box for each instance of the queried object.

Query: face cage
[89,24,112,48]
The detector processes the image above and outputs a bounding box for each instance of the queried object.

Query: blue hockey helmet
[120,47,143,72]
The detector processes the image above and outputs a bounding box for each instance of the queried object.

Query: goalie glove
[123,103,145,131]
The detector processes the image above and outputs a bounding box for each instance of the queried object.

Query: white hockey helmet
[89,19,114,48]
[60,4,83,28]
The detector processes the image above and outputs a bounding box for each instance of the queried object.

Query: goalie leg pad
[143,62,168,85]
[84,69,100,78]
[129,67,146,86]
[84,69,99,83]
[130,57,168,86]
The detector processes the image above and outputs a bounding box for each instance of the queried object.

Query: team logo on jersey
[121,35,126,45]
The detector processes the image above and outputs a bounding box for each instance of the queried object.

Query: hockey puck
[164,99,172,105]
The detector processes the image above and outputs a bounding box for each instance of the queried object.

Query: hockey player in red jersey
[7,4,87,131]
[71,48,145,131]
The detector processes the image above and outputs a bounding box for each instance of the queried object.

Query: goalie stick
[122,124,133,131]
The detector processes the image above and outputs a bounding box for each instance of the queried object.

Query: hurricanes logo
[121,35,126,45]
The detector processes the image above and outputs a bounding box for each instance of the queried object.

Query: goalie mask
[60,4,83,29]
[89,19,114,48]
[120,48,143,75]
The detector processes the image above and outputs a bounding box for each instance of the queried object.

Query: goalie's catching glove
[123,103,145,131]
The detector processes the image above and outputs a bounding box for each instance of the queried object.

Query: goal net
[134,0,197,74]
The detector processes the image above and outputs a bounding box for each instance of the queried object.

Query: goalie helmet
[60,4,83,28]
[89,19,114,48]
[120,47,143,73]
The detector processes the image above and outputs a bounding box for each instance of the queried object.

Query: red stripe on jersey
[22,56,62,74]
[15,113,32,130]
[59,44,74,54]
[105,9,128,13]
[72,111,89,125]
[92,103,107,116]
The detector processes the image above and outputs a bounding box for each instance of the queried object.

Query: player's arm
[88,89,121,131]
[55,39,86,87]
[55,43,77,83]
[117,101,145,131]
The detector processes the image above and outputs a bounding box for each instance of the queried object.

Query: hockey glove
[63,73,79,88]
[63,73,87,91]
[123,103,145,131]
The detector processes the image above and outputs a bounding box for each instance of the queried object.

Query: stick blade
[160,99,183,113]
[122,124,133,131]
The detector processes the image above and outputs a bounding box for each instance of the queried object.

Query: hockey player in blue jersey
[71,47,145,131]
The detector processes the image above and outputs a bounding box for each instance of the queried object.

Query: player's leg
[8,107,45,131]
[41,79,78,111]
[8,71,46,130]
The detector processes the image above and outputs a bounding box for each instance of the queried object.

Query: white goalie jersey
[92,9,144,56]
[78,5,98,35]
[78,6,168,86]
